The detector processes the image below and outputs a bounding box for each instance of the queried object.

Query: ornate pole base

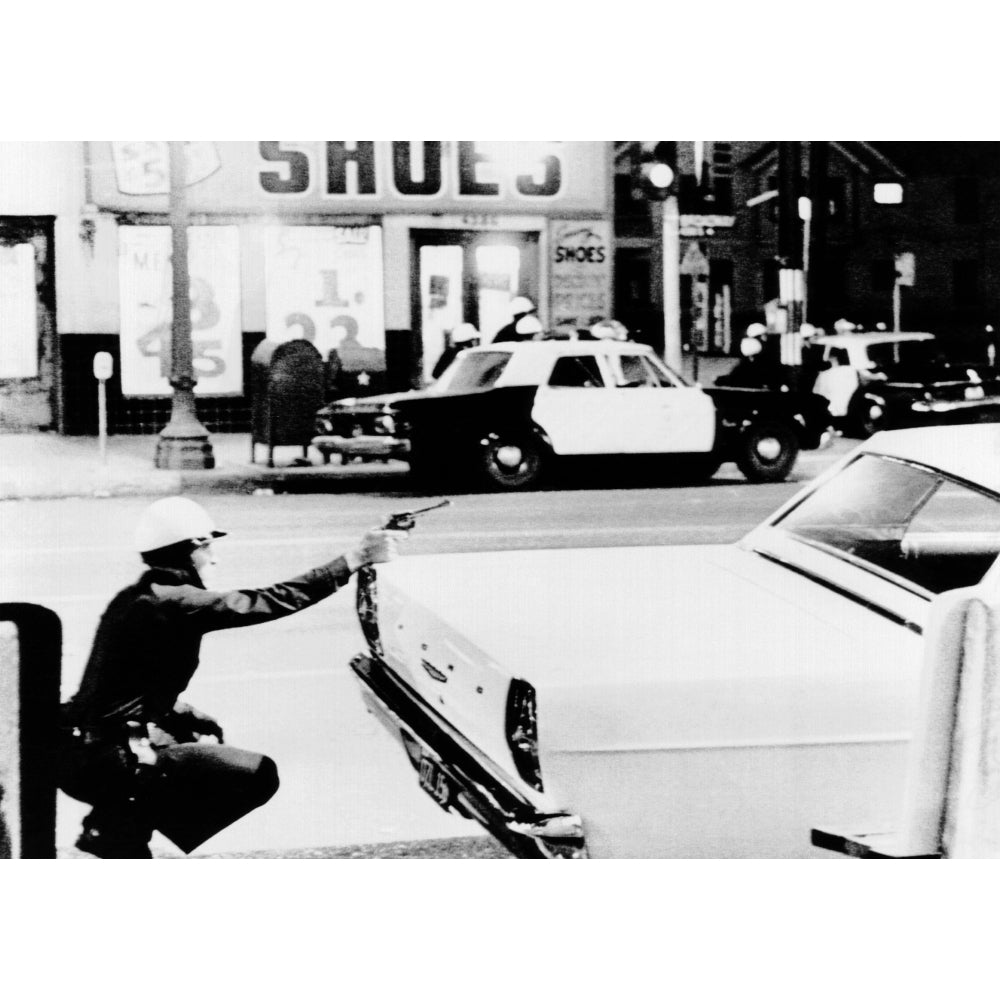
[155,430,216,470]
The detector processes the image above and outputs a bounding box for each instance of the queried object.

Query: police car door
[530,353,625,454]
[609,351,715,453]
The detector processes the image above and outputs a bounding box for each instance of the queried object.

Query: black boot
[76,804,153,859]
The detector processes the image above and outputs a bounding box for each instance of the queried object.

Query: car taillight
[356,568,383,656]
[506,679,543,792]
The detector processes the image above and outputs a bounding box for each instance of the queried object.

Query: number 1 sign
[118,226,243,397]
[263,225,386,364]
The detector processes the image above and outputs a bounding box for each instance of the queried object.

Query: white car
[350,424,1000,858]
[810,332,935,432]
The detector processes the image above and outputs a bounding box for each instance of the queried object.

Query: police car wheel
[480,431,546,490]
[735,421,799,483]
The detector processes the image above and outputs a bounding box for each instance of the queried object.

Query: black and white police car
[312,340,832,490]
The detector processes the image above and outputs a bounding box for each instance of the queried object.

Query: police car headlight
[316,417,334,435]
[375,415,396,435]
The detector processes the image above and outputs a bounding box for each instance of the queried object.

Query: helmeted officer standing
[58,496,407,858]
[492,295,536,343]
[431,322,480,379]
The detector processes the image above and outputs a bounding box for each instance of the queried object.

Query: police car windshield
[435,351,511,393]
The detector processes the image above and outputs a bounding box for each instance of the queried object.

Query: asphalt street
[2,475,820,858]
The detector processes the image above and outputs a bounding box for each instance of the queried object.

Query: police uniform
[59,555,355,857]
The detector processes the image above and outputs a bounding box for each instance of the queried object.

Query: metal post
[807,141,828,330]
[893,279,902,333]
[778,143,805,386]
[98,378,107,464]
[155,141,215,470]
[662,193,682,372]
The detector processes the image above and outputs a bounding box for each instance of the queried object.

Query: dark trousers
[59,734,279,855]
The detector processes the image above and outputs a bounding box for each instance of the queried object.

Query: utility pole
[807,141,828,329]
[777,142,804,380]
[662,191,682,372]
[155,141,215,470]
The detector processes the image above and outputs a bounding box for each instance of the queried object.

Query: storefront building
[0,141,613,433]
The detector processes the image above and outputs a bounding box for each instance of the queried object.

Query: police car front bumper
[310,434,410,459]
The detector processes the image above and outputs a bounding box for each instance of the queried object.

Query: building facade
[614,141,1000,362]
[2,141,998,435]
[0,141,613,433]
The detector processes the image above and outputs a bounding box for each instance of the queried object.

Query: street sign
[895,252,916,287]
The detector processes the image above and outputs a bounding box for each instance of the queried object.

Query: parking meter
[93,352,113,463]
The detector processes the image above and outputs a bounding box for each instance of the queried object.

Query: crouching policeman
[58,496,407,859]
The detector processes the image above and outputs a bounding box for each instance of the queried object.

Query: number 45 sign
[118,226,243,397]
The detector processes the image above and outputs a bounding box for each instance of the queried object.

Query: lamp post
[154,141,214,470]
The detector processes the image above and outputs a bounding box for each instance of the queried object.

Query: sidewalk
[0,426,855,502]
[0,432,412,502]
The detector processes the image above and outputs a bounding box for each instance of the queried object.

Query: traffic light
[639,141,678,200]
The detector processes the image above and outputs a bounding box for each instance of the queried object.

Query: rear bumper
[909,395,1000,416]
[350,652,588,859]
[311,434,410,459]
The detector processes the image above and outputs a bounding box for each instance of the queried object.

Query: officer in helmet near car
[492,295,536,342]
[58,496,408,858]
[431,322,479,379]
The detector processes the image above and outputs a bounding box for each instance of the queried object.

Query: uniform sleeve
[153,556,355,632]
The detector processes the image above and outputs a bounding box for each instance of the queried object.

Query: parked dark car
[312,340,832,490]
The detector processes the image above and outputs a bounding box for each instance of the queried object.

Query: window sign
[118,226,243,397]
[548,219,612,329]
[111,142,221,196]
[0,244,38,379]
[264,225,386,370]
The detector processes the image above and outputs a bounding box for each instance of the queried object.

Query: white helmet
[746,322,767,338]
[591,319,628,341]
[514,314,544,338]
[509,295,535,317]
[134,496,226,554]
[740,337,763,357]
[452,322,479,344]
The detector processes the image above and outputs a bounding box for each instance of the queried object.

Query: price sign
[264,225,386,364]
[118,226,243,397]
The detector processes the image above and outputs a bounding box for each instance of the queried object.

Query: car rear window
[439,351,512,392]
[774,454,1000,594]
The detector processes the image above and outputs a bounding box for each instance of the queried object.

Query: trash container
[250,339,325,467]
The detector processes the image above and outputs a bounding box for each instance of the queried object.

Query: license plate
[418,755,453,811]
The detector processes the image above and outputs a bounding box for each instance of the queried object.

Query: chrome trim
[351,652,589,859]
[310,434,410,458]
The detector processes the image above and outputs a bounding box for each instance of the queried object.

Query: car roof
[812,332,935,346]
[469,340,653,355]
[861,424,1000,494]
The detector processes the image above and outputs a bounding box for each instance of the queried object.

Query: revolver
[380,498,451,531]
[357,499,451,591]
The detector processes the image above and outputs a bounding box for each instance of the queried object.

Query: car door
[530,353,625,455]
[606,351,715,453]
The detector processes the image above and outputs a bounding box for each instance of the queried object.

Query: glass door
[412,230,538,383]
